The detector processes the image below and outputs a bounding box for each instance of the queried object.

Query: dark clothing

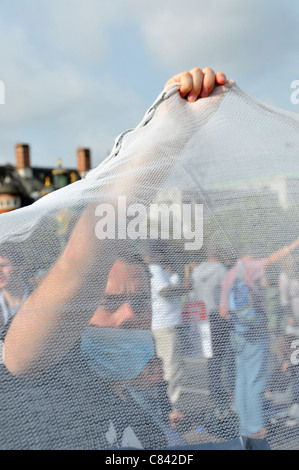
[208,310,234,407]
[0,343,167,450]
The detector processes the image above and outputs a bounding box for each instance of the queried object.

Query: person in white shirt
[148,241,190,426]
[190,242,232,409]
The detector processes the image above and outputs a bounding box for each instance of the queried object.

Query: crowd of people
[1,67,299,449]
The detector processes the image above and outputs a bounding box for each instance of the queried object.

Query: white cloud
[126,0,297,73]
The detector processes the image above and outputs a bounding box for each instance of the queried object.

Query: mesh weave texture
[1,82,299,449]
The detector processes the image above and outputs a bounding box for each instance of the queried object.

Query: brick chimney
[77,148,91,176]
[15,143,32,178]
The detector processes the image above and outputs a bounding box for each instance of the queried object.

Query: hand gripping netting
[0,81,299,449]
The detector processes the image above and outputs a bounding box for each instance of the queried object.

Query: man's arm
[4,207,118,376]
[264,238,299,266]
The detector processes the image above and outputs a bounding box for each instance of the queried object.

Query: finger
[163,74,181,89]
[177,71,194,98]
[200,67,216,98]
[164,71,193,98]
[187,67,203,102]
[215,71,227,85]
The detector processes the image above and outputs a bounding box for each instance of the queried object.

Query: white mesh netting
[1,81,299,449]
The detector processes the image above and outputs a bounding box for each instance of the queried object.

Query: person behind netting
[220,238,299,439]
[190,239,234,412]
[0,243,168,449]
[276,256,299,426]
[262,262,290,409]
[2,67,227,449]
[147,240,191,429]
[80,247,185,446]
[0,244,31,363]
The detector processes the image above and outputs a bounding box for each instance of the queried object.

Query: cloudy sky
[0,0,298,169]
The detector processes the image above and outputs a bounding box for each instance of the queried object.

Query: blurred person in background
[190,239,233,411]
[147,240,191,428]
[221,239,299,438]
[0,244,30,363]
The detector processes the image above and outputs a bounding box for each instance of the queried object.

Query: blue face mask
[80,327,155,381]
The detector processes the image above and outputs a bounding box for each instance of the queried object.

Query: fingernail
[200,90,208,97]
[188,95,196,102]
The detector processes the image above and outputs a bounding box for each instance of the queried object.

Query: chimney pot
[77,148,91,175]
[15,143,30,170]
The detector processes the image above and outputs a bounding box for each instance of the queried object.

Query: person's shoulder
[191,262,203,275]
[218,262,228,275]
[149,264,163,275]
[170,272,180,285]
[193,260,224,276]
[149,265,170,287]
